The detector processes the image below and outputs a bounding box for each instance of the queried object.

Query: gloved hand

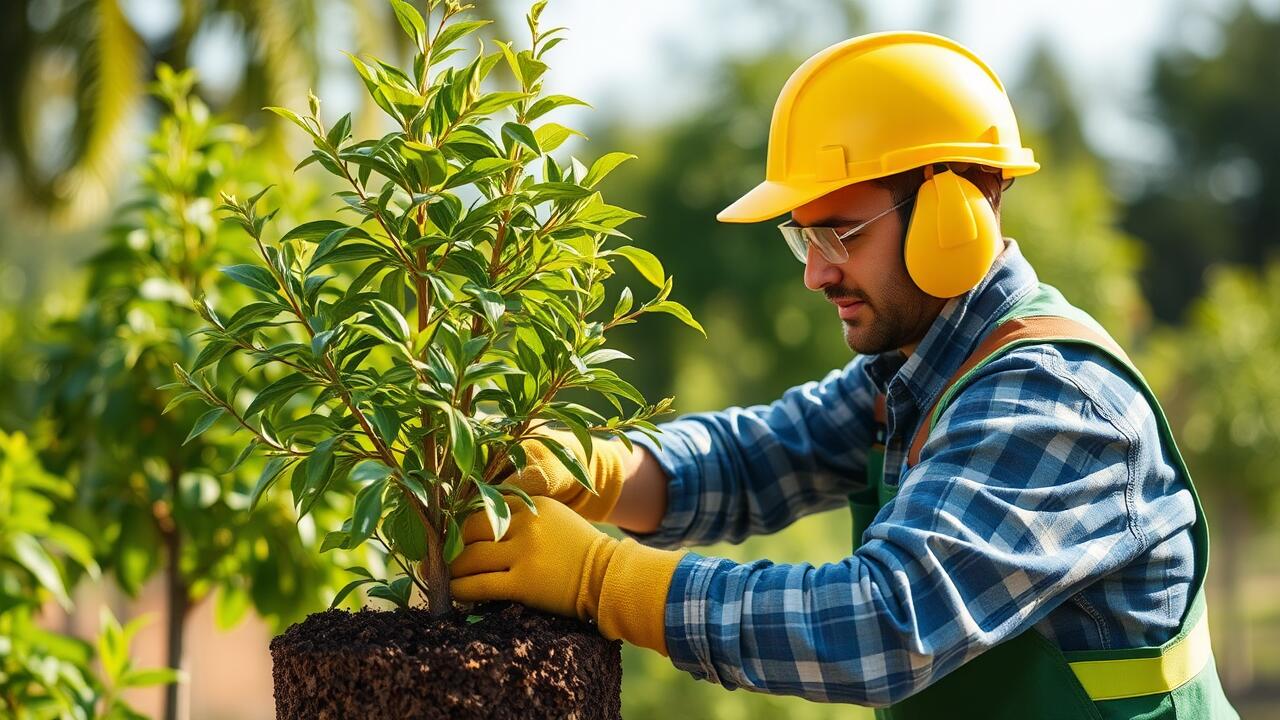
[449,495,687,656]
[501,427,632,522]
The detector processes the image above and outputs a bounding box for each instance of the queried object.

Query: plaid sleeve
[620,357,877,550]
[661,345,1153,706]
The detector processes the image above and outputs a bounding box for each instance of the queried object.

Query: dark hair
[872,163,1010,235]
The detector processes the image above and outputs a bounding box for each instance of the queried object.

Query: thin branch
[374,530,431,598]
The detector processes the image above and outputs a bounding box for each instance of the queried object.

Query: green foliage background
[3,1,1280,718]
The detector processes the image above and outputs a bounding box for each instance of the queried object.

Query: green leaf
[114,506,161,596]
[183,407,224,445]
[646,300,706,336]
[401,472,433,508]
[222,438,259,474]
[350,459,392,485]
[120,667,184,689]
[330,577,377,609]
[444,157,514,190]
[610,246,664,288]
[469,91,527,116]
[244,374,313,419]
[474,482,512,541]
[221,264,279,294]
[530,435,593,493]
[311,328,338,356]
[460,361,522,388]
[10,533,70,609]
[584,151,637,187]
[190,340,233,373]
[350,477,388,545]
[494,40,522,84]
[531,181,593,203]
[444,516,464,563]
[613,287,634,319]
[368,576,413,609]
[526,94,590,122]
[433,20,492,53]
[533,123,583,153]
[385,505,426,561]
[97,607,127,682]
[447,408,476,477]
[266,106,319,140]
[369,299,410,343]
[214,582,251,630]
[161,390,202,415]
[516,51,548,87]
[390,0,426,46]
[320,530,349,553]
[371,406,401,446]
[401,140,449,186]
[502,122,540,155]
[42,523,101,579]
[308,227,373,271]
[298,437,338,517]
[281,220,349,243]
[462,282,504,325]
[490,482,538,514]
[585,369,646,407]
[583,349,632,365]
[327,113,352,147]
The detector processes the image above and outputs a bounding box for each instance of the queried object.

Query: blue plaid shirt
[625,239,1198,707]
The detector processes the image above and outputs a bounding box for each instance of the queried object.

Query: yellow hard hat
[719,31,1040,297]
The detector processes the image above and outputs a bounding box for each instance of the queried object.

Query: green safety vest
[847,284,1238,719]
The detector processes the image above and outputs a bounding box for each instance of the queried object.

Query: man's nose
[803,244,841,291]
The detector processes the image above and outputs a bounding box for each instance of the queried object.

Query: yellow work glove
[449,495,688,656]
[503,427,631,522]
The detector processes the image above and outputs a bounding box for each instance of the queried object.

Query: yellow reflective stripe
[1068,613,1212,701]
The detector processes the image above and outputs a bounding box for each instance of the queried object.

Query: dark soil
[270,601,622,720]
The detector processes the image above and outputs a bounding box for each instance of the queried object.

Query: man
[449,31,1238,718]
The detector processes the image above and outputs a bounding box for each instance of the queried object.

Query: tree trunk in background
[163,527,190,720]
[163,462,190,720]
[1218,491,1253,695]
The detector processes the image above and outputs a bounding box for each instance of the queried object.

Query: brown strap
[906,316,1131,467]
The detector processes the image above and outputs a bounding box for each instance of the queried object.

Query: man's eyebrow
[804,215,867,227]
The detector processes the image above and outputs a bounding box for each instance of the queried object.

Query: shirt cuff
[619,428,700,549]
[661,551,766,690]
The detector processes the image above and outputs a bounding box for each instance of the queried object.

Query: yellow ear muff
[903,168,1001,298]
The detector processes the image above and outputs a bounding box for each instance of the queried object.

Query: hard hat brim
[716,178,842,224]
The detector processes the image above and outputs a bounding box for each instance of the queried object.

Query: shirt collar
[863,238,1040,413]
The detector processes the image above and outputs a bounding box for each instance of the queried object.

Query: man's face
[791,181,946,356]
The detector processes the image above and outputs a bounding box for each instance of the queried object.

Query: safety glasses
[777,197,912,264]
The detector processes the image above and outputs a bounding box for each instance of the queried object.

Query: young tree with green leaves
[39,65,358,720]
[176,0,700,619]
[0,431,181,720]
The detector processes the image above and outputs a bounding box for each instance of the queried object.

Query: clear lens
[778,224,848,264]
[777,196,910,265]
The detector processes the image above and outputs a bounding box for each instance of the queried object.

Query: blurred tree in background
[35,66,361,720]
[1002,46,1151,346]
[1139,263,1280,694]
[0,0,329,221]
[1123,2,1280,322]
[1117,1,1280,699]
[0,431,184,719]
